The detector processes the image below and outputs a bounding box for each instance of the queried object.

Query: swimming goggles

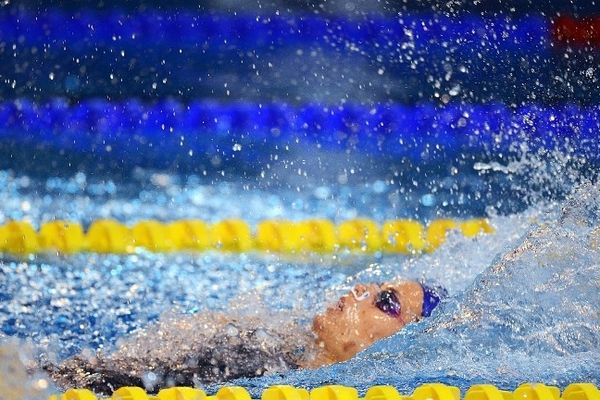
[374,283,447,318]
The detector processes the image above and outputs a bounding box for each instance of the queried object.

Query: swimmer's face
[312,281,424,362]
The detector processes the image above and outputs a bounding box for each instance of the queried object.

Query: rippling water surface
[238,185,600,395]
[0,165,598,398]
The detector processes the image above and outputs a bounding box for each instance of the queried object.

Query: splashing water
[0,172,598,397]
[0,336,51,400]
[233,184,600,395]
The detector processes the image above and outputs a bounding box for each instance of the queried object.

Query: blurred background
[0,0,598,205]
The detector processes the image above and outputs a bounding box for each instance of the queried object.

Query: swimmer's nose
[350,284,373,302]
[354,284,368,295]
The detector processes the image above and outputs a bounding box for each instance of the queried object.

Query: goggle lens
[375,289,401,317]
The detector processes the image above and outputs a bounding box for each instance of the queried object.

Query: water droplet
[421,194,436,207]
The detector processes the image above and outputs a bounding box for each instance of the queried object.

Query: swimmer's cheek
[342,341,359,356]
[312,314,324,334]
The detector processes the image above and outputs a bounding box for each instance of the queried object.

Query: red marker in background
[553,16,600,47]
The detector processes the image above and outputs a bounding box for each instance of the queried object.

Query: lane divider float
[0,218,494,255]
[3,13,550,52]
[47,382,600,400]
[1,101,599,164]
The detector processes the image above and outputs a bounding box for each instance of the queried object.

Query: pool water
[1,1,600,398]
[0,152,598,397]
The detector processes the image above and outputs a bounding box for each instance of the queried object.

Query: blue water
[0,158,598,397]
[236,184,600,395]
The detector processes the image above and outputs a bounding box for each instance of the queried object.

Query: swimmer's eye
[375,289,401,317]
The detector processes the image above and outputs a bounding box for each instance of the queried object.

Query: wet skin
[312,281,425,363]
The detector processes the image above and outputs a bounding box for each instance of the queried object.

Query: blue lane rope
[0,100,598,162]
[1,12,550,53]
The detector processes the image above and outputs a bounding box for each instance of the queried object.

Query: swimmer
[44,280,445,393]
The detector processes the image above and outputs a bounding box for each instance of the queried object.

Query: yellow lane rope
[47,382,600,400]
[0,218,494,255]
